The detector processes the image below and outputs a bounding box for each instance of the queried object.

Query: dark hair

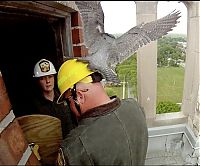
[90,72,103,83]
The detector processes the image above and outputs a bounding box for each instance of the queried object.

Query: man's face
[38,75,54,92]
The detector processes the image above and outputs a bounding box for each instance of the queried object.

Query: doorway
[0,13,58,117]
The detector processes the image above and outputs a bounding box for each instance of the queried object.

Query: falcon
[74,1,181,84]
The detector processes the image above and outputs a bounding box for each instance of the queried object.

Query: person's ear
[76,90,85,105]
[68,97,81,118]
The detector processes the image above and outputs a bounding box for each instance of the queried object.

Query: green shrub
[156,101,181,114]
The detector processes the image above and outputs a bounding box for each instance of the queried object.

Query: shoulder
[122,98,138,104]
[120,98,146,118]
[121,98,141,110]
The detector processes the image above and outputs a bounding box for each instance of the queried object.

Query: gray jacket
[57,97,148,166]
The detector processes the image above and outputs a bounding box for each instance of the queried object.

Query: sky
[101,1,187,35]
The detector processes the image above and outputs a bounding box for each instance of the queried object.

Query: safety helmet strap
[71,84,82,115]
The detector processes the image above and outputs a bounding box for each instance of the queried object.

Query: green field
[105,66,185,105]
[157,67,185,104]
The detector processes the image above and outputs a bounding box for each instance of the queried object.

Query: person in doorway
[56,58,148,166]
[31,58,77,139]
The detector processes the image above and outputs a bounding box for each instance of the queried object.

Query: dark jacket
[57,97,148,165]
[31,90,77,138]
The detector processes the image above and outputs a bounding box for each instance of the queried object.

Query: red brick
[26,152,41,166]
[72,28,84,44]
[71,11,82,27]
[0,74,12,122]
[73,45,88,57]
[0,119,28,165]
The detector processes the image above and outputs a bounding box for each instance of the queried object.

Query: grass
[105,66,185,105]
[157,66,185,104]
[105,86,123,98]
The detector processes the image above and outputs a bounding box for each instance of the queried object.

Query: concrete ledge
[148,123,199,149]
[147,123,200,165]
[147,112,188,127]
[184,125,200,149]
[148,124,185,137]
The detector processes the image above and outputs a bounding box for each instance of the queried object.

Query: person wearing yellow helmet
[31,58,77,139]
[56,58,148,166]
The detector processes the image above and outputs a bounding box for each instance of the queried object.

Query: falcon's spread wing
[75,1,181,84]
[75,1,104,54]
[108,10,181,67]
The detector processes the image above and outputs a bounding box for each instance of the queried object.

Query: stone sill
[147,111,188,127]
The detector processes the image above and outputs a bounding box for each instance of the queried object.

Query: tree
[157,35,186,67]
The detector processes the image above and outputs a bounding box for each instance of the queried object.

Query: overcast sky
[101,1,187,35]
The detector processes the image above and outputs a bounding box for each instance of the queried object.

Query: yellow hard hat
[57,59,94,103]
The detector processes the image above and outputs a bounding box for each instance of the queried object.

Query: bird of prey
[74,1,181,84]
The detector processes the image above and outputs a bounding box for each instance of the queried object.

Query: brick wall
[71,11,89,57]
[0,72,40,165]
